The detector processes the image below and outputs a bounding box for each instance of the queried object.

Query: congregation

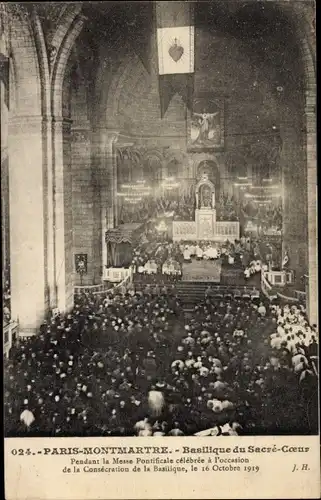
[4,284,318,437]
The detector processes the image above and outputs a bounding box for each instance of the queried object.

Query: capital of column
[52,116,73,124]
[92,125,120,144]
[106,130,120,145]
[52,117,73,135]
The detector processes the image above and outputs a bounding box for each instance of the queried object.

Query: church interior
[2,1,318,437]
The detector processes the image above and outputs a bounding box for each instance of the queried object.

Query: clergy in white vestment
[255,261,262,273]
[210,246,218,259]
[167,260,175,275]
[183,247,192,262]
[228,254,235,265]
[189,244,196,256]
[150,260,158,274]
[20,408,35,428]
[148,389,165,417]
[162,261,169,275]
[270,333,283,350]
[144,261,153,274]
[204,246,212,259]
[173,260,181,275]
[134,417,151,433]
[196,245,203,260]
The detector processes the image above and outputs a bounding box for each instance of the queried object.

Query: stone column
[71,123,94,285]
[52,116,74,314]
[305,88,317,326]
[106,131,119,266]
[92,127,119,277]
[8,115,46,334]
[0,58,9,277]
[280,109,307,281]
[42,114,55,311]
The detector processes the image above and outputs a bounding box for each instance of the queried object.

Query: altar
[172,174,240,242]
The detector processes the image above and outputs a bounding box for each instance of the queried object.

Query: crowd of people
[241,199,283,235]
[118,189,283,244]
[4,283,318,437]
[131,238,183,276]
[216,193,239,221]
[119,193,195,225]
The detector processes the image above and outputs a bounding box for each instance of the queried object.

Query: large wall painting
[188,95,225,151]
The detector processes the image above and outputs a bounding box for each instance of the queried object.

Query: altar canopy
[106,223,143,267]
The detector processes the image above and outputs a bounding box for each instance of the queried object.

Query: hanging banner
[159,73,194,118]
[157,25,194,75]
[156,1,195,117]
[125,2,154,74]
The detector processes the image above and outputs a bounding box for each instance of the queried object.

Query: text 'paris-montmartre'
[11,445,311,457]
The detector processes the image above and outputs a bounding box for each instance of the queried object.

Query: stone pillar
[305,89,317,326]
[281,109,307,281]
[8,115,46,334]
[42,114,56,310]
[105,131,119,268]
[71,123,94,285]
[0,57,9,276]
[52,117,74,313]
[92,128,119,276]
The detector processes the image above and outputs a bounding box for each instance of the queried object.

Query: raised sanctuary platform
[182,259,222,282]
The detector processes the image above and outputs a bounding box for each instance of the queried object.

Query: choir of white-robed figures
[162,259,181,276]
[203,246,219,260]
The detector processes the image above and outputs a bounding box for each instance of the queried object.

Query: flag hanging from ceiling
[159,73,194,120]
[157,25,194,75]
[156,1,195,118]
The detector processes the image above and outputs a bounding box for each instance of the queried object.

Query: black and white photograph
[2,0,318,445]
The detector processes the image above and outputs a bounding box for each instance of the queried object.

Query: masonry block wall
[66,67,97,286]
[71,128,95,285]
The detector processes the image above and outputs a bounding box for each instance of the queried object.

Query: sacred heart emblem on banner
[168,38,184,62]
[157,26,194,75]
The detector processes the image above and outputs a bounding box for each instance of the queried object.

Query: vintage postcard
[2,0,319,499]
